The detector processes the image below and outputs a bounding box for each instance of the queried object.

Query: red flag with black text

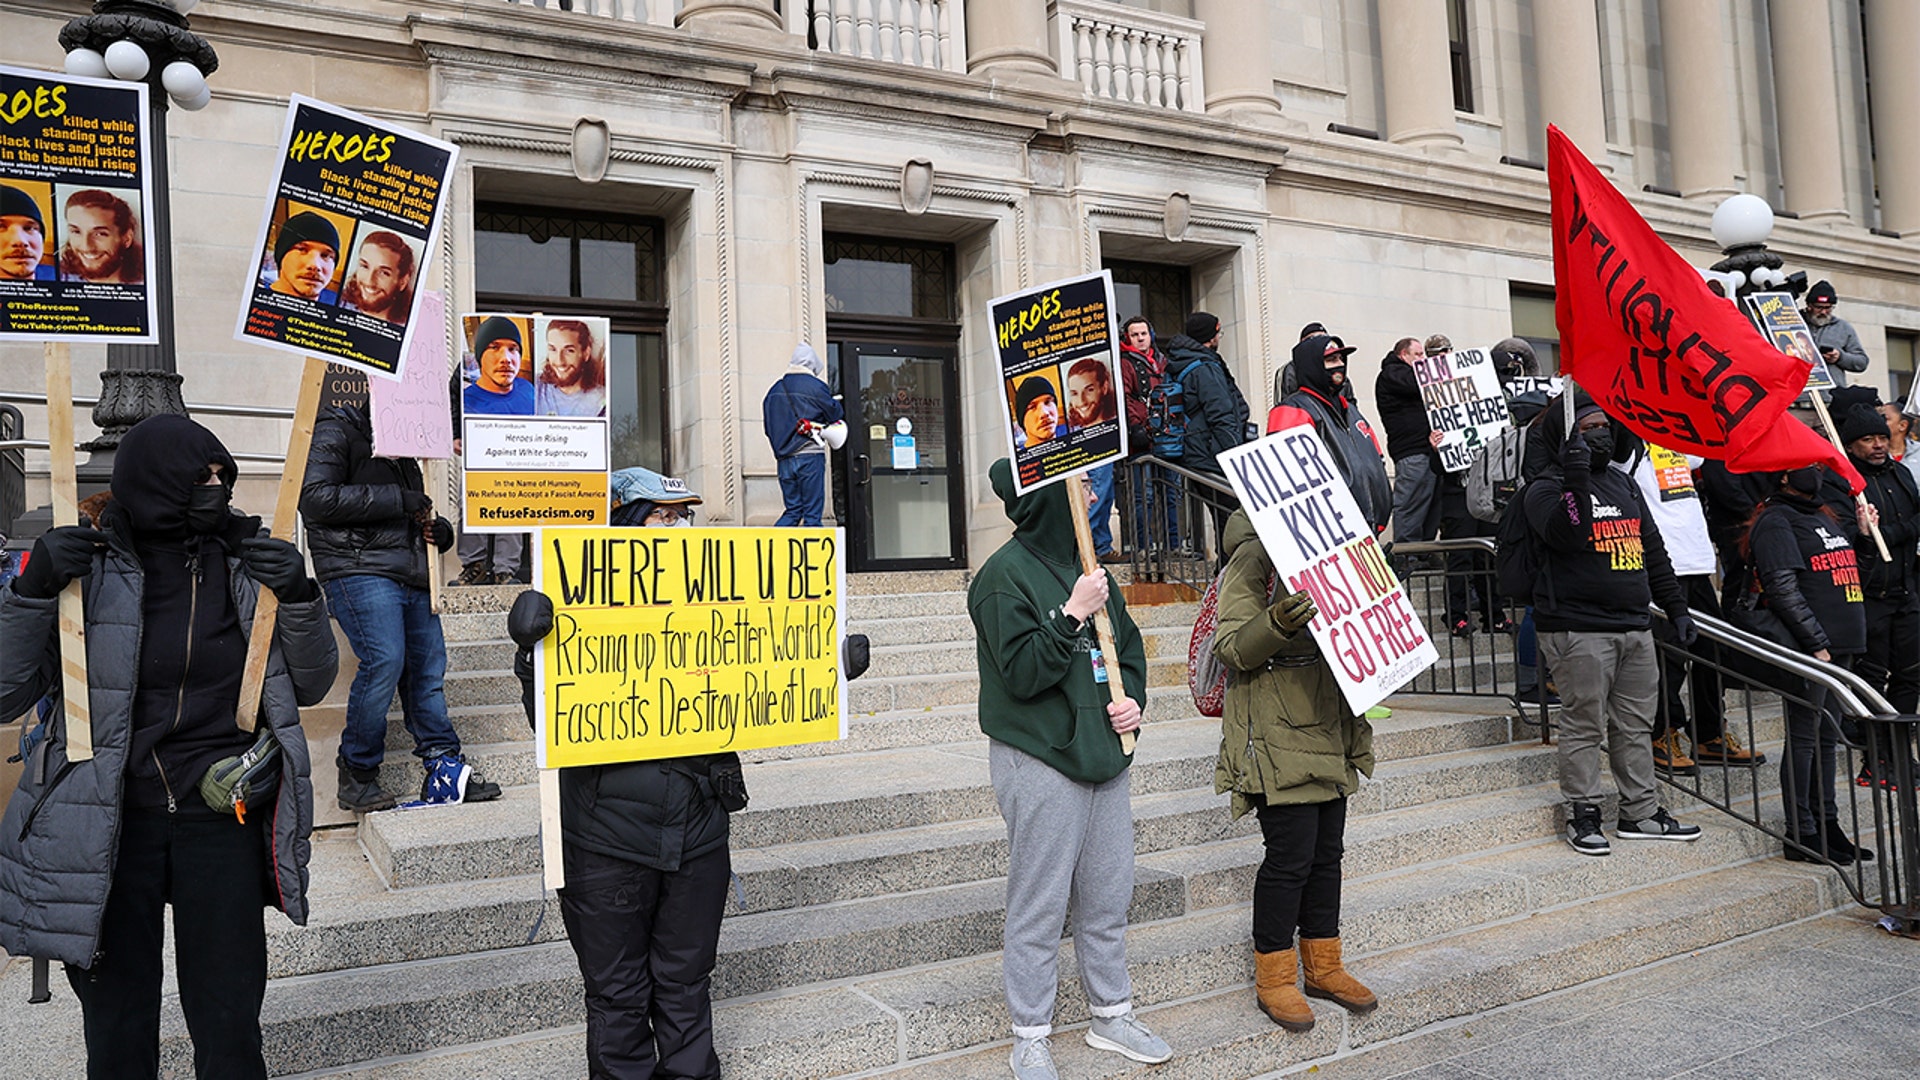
[1547,125,1861,493]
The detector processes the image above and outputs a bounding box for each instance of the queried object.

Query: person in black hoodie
[1375,337,1443,550]
[1160,311,1249,477]
[300,403,501,812]
[1524,394,1701,855]
[1272,334,1391,538]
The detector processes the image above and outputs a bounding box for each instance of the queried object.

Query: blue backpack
[1148,368,1190,459]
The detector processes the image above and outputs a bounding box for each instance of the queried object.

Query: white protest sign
[1218,419,1438,715]
[1412,347,1511,472]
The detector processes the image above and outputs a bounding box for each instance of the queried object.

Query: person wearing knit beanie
[269,210,340,301]
[0,184,49,281]
[1014,374,1061,446]
[463,315,533,416]
[1840,403,1891,447]
[1185,311,1221,344]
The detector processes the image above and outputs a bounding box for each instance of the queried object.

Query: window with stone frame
[1447,0,1473,114]
[822,236,955,320]
[1889,329,1917,406]
[1104,259,1191,344]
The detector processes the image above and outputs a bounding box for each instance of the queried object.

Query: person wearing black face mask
[1273,334,1391,539]
[0,413,337,1079]
[1524,395,1700,856]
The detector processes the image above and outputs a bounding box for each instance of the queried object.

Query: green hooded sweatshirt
[969,459,1147,783]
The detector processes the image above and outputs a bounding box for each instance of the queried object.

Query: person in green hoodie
[1211,507,1377,1034]
[970,459,1170,1080]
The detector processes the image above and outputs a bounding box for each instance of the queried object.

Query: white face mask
[666,517,693,527]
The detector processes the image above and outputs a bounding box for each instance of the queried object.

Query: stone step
[370,740,534,797]
[381,703,529,752]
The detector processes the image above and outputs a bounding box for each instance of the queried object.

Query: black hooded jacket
[1160,335,1249,475]
[1276,340,1392,536]
[1823,453,1920,600]
[299,405,433,589]
[1374,356,1435,463]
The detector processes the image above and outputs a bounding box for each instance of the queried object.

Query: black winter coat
[1161,335,1249,475]
[299,405,433,589]
[1374,359,1435,463]
[1823,456,1920,599]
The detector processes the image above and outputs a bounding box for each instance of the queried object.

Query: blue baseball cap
[610,466,701,508]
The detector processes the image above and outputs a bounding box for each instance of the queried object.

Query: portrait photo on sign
[53,184,144,285]
[0,179,55,282]
[532,315,610,418]
[1060,354,1118,431]
[1007,368,1065,449]
[339,228,422,326]
[257,198,357,306]
[461,313,536,417]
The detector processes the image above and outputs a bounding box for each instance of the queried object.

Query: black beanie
[1184,311,1220,341]
[1840,404,1890,444]
[474,315,522,351]
[1,185,43,227]
[1014,375,1054,421]
[274,211,340,265]
[1806,280,1837,305]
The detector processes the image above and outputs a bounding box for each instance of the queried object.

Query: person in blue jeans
[762,343,845,526]
[300,403,502,811]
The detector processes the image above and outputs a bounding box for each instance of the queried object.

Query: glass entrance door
[833,340,965,571]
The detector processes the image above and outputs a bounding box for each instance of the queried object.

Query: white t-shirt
[1630,445,1717,577]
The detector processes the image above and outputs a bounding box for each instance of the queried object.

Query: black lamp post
[56,0,218,473]
[1705,193,1808,303]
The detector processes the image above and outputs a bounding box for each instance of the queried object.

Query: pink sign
[371,290,454,459]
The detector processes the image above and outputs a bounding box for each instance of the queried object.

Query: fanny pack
[198,728,282,823]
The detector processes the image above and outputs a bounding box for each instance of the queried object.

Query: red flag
[1547,126,1862,493]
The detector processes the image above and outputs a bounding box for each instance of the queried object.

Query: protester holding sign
[970,458,1169,1079]
[1210,507,1377,1033]
[1802,281,1869,386]
[1272,334,1391,538]
[0,415,336,1078]
[1376,336,1442,552]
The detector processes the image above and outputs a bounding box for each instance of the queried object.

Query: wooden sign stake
[235,356,328,731]
[1805,389,1892,562]
[425,458,445,613]
[44,343,92,762]
[540,766,565,890]
[1065,472,1136,755]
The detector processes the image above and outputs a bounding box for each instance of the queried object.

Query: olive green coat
[1211,510,1375,819]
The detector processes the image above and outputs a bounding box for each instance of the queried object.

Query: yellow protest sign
[533,526,847,768]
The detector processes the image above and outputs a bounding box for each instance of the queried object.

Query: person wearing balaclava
[1744,464,1872,864]
[968,459,1167,1079]
[762,342,845,527]
[1523,394,1700,856]
[1273,334,1392,538]
[0,413,336,1079]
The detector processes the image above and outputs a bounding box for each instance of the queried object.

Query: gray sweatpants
[1539,629,1661,821]
[989,739,1135,1038]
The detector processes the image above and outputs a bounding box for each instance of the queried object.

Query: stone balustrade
[1049,0,1205,112]
[506,0,677,28]
[786,0,969,72]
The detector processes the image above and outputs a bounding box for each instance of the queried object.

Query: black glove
[1561,430,1591,482]
[431,516,454,553]
[401,491,433,516]
[507,589,555,647]
[1269,590,1318,635]
[15,527,107,599]
[240,537,315,603]
[1670,609,1698,648]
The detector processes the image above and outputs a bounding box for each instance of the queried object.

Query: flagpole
[1805,390,1892,561]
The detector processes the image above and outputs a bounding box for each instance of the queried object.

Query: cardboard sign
[533,527,848,767]
[1218,421,1438,715]
[1744,291,1832,392]
[989,270,1127,493]
[320,362,369,412]
[370,290,452,458]
[0,66,157,342]
[1412,346,1511,472]
[236,95,456,379]
[461,312,611,531]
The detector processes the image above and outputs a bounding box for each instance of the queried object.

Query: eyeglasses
[645,505,696,524]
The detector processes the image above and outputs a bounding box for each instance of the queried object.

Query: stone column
[1768,0,1848,222]
[1192,0,1282,120]
[677,0,783,37]
[1659,0,1739,199]
[1377,0,1460,148]
[965,0,1055,77]
[1865,0,1920,233]
[1533,0,1609,168]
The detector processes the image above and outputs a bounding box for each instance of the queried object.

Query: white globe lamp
[64,48,110,78]
[1710,194,1774,251]
[103,39,151,82]
[178,84,212,111]
[161,61,206,100]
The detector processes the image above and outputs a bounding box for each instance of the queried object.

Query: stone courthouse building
[4,0,1918,571]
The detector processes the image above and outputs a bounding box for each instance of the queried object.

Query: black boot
[337,756,397,813]
[1826,822,1874,863]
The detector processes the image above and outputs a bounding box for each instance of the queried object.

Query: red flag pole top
[1546,126,1863,494]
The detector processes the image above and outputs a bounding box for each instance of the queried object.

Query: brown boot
[1254,949,1314,1032]
[1299,936,1378,1015]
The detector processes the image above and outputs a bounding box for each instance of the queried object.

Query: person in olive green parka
[1211,507,1377,1034]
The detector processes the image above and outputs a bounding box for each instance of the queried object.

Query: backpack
[1465,423,1529,523]
[1492,482,1543,604]
[1147,367,1189,460]
[1188,565,1277,718]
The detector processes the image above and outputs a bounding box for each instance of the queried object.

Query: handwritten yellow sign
[533,526,846,768]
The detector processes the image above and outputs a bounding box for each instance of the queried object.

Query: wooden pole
[235,357,328,732]
[1065,471,1137,756]
[540,767,564,890]
[426,458,445,613]
[1807,387,1893,561]
[44,343,92,762]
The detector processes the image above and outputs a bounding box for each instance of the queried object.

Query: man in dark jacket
[1825,404,1920,734]
[970,459,1168,1080]
[1160,311,1249,476]
[762,342,844,527]
[0,414,336,1078]
[300,403,501,812]
[1272,334,1392,538]
[1524,395,1701,855]
[1376,336,1443,549]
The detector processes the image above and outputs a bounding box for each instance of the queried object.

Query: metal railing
[1113,456,1235,589]
[0,391,293,468]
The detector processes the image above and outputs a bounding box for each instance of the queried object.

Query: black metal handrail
[1113,456,1238,590]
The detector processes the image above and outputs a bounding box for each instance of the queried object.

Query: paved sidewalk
[1272,909,1920,1080]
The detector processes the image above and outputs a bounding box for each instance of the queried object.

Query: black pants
[1439,481,1497,624]
[558,842,731,1079]
[1782,655,1851,839]
[1856,594,1920,714]
[1655,574,1726,741]
[67,800,269,1080]
[1251,798,1346,953]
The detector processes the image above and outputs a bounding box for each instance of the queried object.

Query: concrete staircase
[52,571,1854,1077]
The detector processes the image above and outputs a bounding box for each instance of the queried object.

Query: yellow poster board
[533,526,847,768]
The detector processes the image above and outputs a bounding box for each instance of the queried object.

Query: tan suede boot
[1299,936,1378,1014]
[1254,949,1315,1032]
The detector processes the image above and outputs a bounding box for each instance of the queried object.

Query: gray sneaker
[1616,806,1702,841]
[1010,1035,1058,1080]
[1085,1012,1172,1064]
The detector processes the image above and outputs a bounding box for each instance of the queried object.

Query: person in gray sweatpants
[969,458,1171,1080]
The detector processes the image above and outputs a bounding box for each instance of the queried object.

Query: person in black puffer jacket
[299,403,500,812]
